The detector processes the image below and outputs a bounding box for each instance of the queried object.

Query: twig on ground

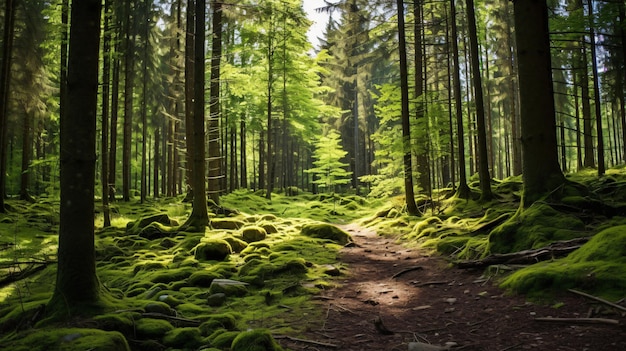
[499,343,523,351]
[274,335,338,348]
[535,317,619,325]
[391,266,423,279]
[140,312,201,326]
[568,288,626,313]
[413,280,449,287]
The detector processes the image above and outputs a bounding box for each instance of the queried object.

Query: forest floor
[280,223,626,351]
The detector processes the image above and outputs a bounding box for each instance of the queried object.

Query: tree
[306,129,352,193]
[0,0,16,212]
[514,0,566,206]
[465,0,492,200]
[208,0,223,204]
[397,0,419,215]
[48,0,102,313]
[181,0,209,230]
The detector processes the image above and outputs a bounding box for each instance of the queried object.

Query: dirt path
[281,224,625,351]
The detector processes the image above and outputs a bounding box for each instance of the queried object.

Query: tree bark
[122,0,136,201]
[0,0,17,212]
[413,1,431,197]
[101,0,112,226]
[208,0,223,204]
[586,0,604,176]
[466,0,492,201]
[49,0,102,313]
[397,0,419,215]
[514,0,566,206]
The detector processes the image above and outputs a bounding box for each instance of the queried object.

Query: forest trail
[281,224,626,351]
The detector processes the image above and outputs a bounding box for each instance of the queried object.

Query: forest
[0,0,625,350]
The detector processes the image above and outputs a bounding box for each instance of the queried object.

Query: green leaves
[306,129,352,192]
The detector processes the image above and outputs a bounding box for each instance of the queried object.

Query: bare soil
[280,224,626,351]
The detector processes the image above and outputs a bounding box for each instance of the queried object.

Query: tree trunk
[153,129,159,197]
[466,0,492,200]
[413,1,430,197]
[0,0,16,212]
[586,0,604,176]
[122,0,135,201]
[182,0,209,230]
[266,9,275,200]
[49,0,102,313]
[451,0,470,198]
[108,27,121,203]
[140,0,149,203]
[397,0,419,215]
[240,119,247,188]
[208,0,223,204]
[514,0,566,206]
[579,44,595,168]
[184,0,195,198]
[101,0,112,226]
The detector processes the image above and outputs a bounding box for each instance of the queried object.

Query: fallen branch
[568,289,626,313]
[392,266,423,279]
[0,261,53,287]
[535,317,619,325]
[413,280,449,287]
[274,335,338,348]
[455,237,590,269]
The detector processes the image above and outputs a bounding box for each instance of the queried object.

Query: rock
[144,301,175,316]
[207,293,227,307]
[193,240,232,261]
[211,218,245,230]
[301,223,352,245]
[241,226,267,243]
[322,264,341,276]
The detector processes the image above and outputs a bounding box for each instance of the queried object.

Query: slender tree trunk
[266,9,275,200]
[49,0,102,313]
[578,35,595,168]
[153,129,159,197]
[140,0,149,203]
[587,0,604,175]
[101,0,112,226]
[397,0,419,215]
[122,0,135,201]
[451,0,470,198]
[514,0,565,206]
[184,0,195,199]
[108,29,120,203]
[574,74,583,170]
[620,4,626,161]
[445,4,456,190]
[413,1,430,197]
[208,0,223,204]
[466,0,492,200]
[182,0,209,230]
[240,119,247,188]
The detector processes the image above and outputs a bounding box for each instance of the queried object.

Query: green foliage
[305,129,352,192]
[300,223,352,245]
[231,329,284,351]
[0,328,130,351]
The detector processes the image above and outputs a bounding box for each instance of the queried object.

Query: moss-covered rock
[211,218,245,230]
[138,222,173,240]
[208,330,240,348]
[93,313,137,335]
[135,318,174,338]
[163,327,203,348]
[188,271,222,287]
[300,223,352,245]
[223,236,248,253]
[231,329,284,351]
[241,226,267,243]
[1,328,130,351]
[209,279,249,297]
[199,313,240,335]
[258,221,278,234]
[126,213,174,235]
[193,240,232,261]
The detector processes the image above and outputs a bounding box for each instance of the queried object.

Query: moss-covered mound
[488,203,585,253]
[241,226,267,243]
[501,225,626,299]
[1,328,130,351]
[193,240,233,261]
[231,329,284,351]
[300,223,352,245]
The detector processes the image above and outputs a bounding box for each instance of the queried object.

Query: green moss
[231,329,283,351]
[489,203,585,253]
[92,312,137,335]
[126,213,174,235]
[135,318,174,338]
[163,327,203,348]
[208,330,240,348]
[2,328,130,351]
[209,280,249,297]
[211,218,245,230]
[193,240,232,261]
[241,226,267,243]
[149,267,194,284]
[223,236,248,253]
[501,225,626,299]
[189,271,222,287]
[199,313,240,335]
[300,223,352,245]
[258,222,278,234]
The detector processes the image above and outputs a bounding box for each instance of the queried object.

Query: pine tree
[306,130,352,193]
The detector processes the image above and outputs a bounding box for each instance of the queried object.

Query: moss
[501,225,626,299]
[300,223,352,245]
[189,271,222,287]
[258,222,278,234]
[231,329,283,351]
[1,328,130,351]
[208,330,240,348]
[92,312,137,335]
[126,213,174,235]
[199,313,240,335]
[193,240,232,261]
[489,203,585,253]
[135,318,174,338]
[144,301,175,315]
[241,226,267,243]
[223,236,248,253]
[211,218,245,230]
[149,267,194,284]
[163,327,203,348]
[209,280,248,297]
[138,222,174,240]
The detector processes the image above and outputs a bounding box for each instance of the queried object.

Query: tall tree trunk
[240,119,247,188]
[397,0,419,215]
[451,0,470,198]
[445,3,456,190]
[101,0,112,226]
[182,0,209,230]
[49,0,102,313]
[266,7,275,200]
[122,0,135,201]
[466,0,492,200]
[184,0,195,199]
[414,0,430,197]
[153,129,159,197]
[140,0,149,203]
[208,0,223,204]
[108,27,121,203]
[586,0,604,175]
[620,4,626,161]
[0,0,17,211]
[578,34,594,168]
[514,0,566,206]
